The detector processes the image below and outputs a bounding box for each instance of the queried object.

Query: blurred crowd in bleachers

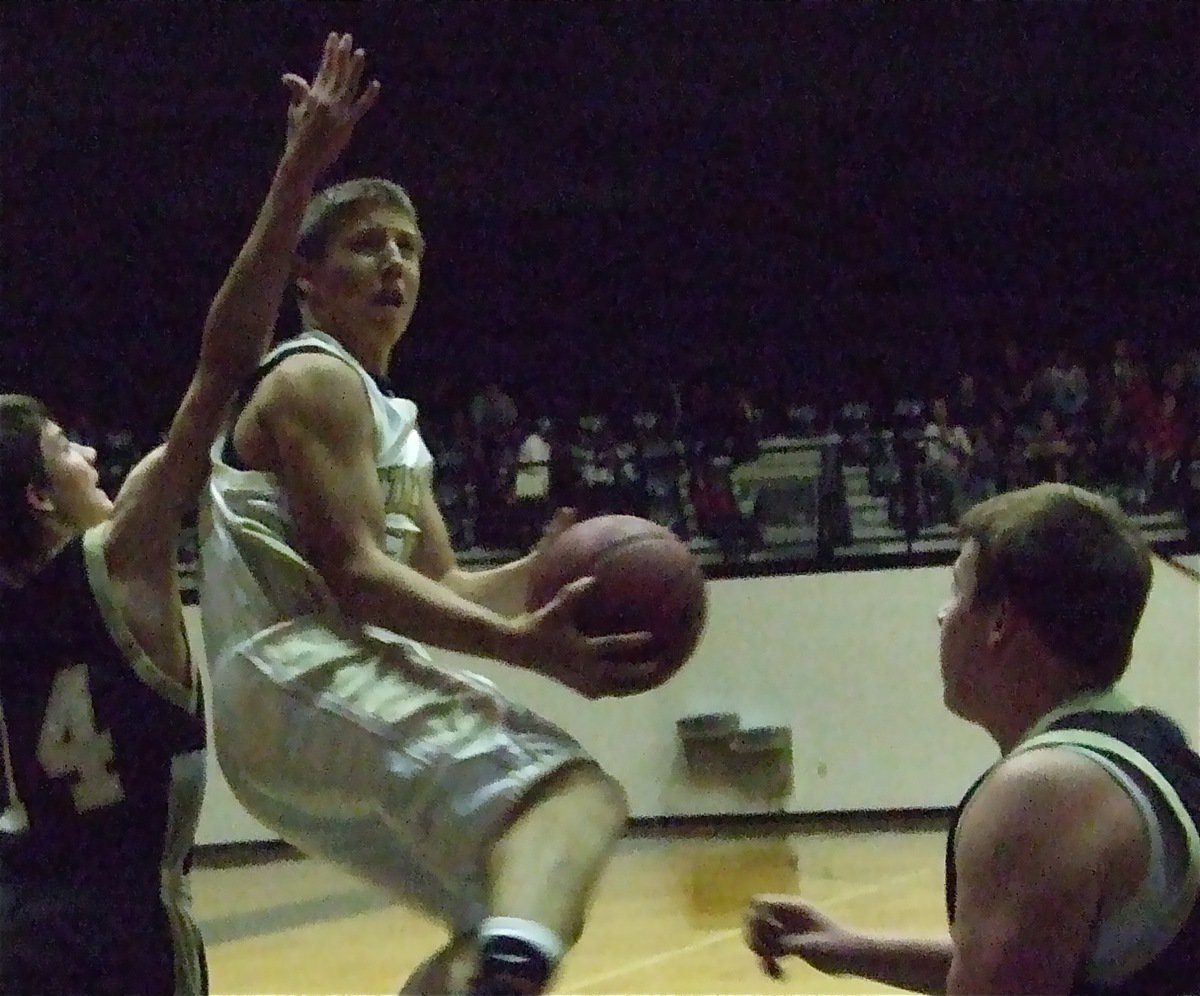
[428,338,1200,561]
[83,336,1200,571]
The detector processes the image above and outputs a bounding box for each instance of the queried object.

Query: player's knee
[484,763,628,943]
[548,764,629,841]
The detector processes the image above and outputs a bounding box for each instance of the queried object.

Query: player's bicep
[262,363,385,583]
[947,752,1116,994]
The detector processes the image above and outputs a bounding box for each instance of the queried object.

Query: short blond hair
[297,177,418,263]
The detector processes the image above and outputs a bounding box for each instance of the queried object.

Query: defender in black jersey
[0,527,208,993]
[0,34,378,994]
[745,483,1200,994]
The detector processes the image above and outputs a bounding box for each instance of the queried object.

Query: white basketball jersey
[200,329,434,669]
[197,331,602,932]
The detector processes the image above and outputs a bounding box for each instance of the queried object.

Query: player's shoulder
[264,348,363,396]
[255,351,370,429]
[964,745,1142,849]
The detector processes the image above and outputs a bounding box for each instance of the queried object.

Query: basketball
[527,514,708,694]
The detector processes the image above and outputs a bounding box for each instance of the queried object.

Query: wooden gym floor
[191,814,949,995]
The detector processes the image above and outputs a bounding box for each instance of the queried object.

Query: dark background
[2,1,1198,433]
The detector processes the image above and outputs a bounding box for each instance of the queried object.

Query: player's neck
[307,318,400,378]
[989,661,1095,754]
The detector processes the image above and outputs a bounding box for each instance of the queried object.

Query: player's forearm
[197,151,320,380]
[442,554,535,617]
[331,548,523,663]
[814,934,952,995]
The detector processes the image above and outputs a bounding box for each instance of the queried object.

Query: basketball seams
[527,523,672,608]
[587,531,679,576]
[526,515,707,694]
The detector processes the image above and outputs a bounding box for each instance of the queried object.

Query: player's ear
[988,595,1013,648]
[25,481,54,515]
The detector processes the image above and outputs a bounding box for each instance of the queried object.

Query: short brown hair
[0,394,50,570]
[296,177,418,263]
[958,483,1152,687]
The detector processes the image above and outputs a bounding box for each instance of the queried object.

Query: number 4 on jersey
[36,664,125,812]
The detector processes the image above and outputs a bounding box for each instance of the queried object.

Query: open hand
[511,576,656,698]
[281,32,380,180]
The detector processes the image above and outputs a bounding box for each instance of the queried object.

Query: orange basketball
[527,515,708,695]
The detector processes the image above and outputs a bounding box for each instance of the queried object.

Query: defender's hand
[745,894,858,980]
[281,31,380,180]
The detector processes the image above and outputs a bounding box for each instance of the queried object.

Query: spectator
[511,417,553,547]
[784,402,820,438]
[990,338,1036,422]
[1040,347,1089,421]
[921,398,972,524]
[469,381,519,459]
[610,416,645,517]
[1143,391,1188,508]
[633,411,689,536]
[961,425,999,507]
[951,373,987,433]
[1024,408,1077,485]
[835,399,873,468]
[688,446,751,557]
[432,411,483,550]
[1180,433,1200,541]
[571,414,620,518]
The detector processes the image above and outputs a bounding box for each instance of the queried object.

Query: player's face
[936,541,992,719]
[36,421,113,531]
[302,203,423,342]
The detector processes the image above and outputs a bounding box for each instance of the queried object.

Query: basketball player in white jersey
[199,71,654,996]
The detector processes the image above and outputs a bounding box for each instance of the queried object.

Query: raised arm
[107,33,378,561]
[254,356,650,696]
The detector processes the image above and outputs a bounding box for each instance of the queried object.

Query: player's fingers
[750,896,809,930]
[549,507,577,530]
[319,32,349,90]
[744,910,775,945]
[746,908,791,953]
[552,575,597,608]
[331,32,353,86]
[314,31,338,88]
[744,911,785,973]
[348,80,381,123]
[341,46,366,100]
[745,925,784,979]
[586,631,654,654]
[281,74,310,106]
[585,633,652,652]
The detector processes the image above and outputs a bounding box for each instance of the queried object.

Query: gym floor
[192,813,949,995]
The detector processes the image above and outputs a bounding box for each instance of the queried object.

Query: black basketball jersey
[946,706,1200,995]
[0,525,207,895]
